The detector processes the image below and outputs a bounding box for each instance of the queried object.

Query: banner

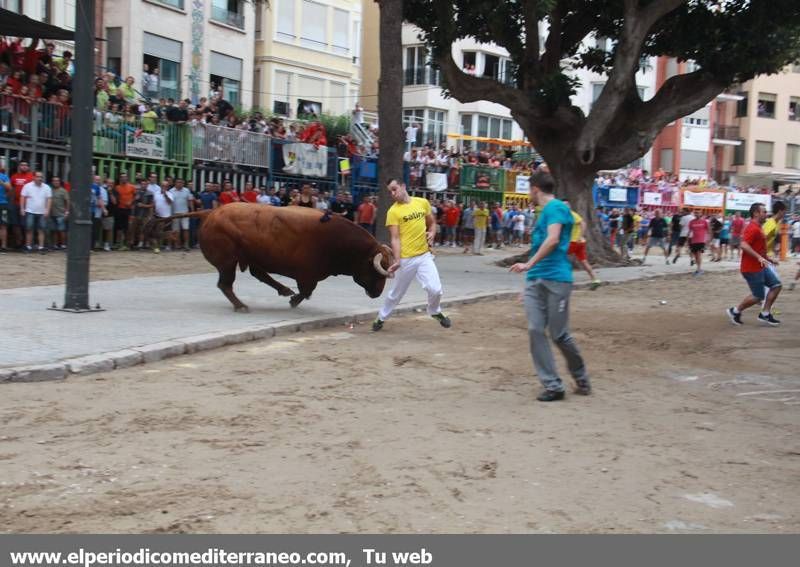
[282,143,328,177]
[725,192,772,211]
[515,175,529,194]
[642,192,662,206]
[425,172,448,192]
[608,187,628,202]
[125,131,165,159]
[683,191,725,208]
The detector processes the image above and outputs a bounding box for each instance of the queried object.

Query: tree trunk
[375,0,403,244]
[550,164,625,266]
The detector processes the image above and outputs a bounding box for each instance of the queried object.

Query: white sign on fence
[642,192,662,206]
[683,191,725,208]
[725,192,772,211]
[515,175,530,194]
[282,143,328,177]
[426,172,448,192]
[125,131,165,159]
[608,187,628,202]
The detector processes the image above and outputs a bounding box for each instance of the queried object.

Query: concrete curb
[0,289,519,383]
[0,267,737,383]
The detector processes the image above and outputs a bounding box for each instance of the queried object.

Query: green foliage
[317,113,351,141]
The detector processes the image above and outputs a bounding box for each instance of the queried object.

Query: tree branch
[541,1,564,74]
[575,0,686,165]
[436,53,528,112]
[522,0,542,89]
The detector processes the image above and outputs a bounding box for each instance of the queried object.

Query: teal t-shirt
[526,199,574,283]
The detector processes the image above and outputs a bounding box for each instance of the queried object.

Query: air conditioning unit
[273,101,289,116]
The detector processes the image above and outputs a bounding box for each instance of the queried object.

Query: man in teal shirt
[511,171,591,402]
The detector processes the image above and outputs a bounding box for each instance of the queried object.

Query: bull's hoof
[234,305,250,313]
[279,287,295,297]
[289,295,303,308]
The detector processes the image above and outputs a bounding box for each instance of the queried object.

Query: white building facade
[400,25,526,150]
[102,0,256,108]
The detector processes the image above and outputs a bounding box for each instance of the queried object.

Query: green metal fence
[93,156,192,183]
[459,165,507,192]
[92,112,192,165]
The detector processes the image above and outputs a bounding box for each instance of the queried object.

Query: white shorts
[172,217,189,231]
[711,238,720,247]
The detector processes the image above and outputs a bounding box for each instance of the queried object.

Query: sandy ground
[0,253,798,533]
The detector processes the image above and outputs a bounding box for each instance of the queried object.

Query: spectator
[355,194,377,235]
[48,176,69,250]
[114,172,136,250]
[20,171,52,253]
[168,178,193,251]
[218,180,240,205]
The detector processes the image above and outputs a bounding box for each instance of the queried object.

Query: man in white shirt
[20,171,52,253]
[404,122,419,153]
[146,172,161,196]
[151,180,173,253]
[168,178,194,250]
[672,207,695,264]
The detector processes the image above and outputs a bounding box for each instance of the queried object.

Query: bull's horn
[373,252,389,276]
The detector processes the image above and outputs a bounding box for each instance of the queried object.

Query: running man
[510,172,590,402]
[688,212,709,276]
[672,207,693,264]
[562,199,601,289]
[372,179,451,331]
[643,209,670,264]
[729,211,745,260]
[726,203,782,326]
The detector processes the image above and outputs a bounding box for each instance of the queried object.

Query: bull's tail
[142,209,213,241]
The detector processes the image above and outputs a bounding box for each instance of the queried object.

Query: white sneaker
[103,243,111,251]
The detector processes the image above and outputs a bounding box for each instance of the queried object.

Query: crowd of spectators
[594,167,779,195]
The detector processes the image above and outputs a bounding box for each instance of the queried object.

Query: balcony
[211,4,244,30]
[712,124,742,145]
[716,86,745,102]
[404,67,441,87]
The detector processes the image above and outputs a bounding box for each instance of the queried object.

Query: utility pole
[59,0,101,312]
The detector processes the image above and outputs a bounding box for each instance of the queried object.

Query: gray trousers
[524,278,589,392]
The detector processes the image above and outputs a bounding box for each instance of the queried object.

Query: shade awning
[0,8,75,40]
[446,133,533,147]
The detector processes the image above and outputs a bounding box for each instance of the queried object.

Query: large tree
[403,0,800,261]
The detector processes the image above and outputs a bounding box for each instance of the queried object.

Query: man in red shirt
[687,212,709,276]
[10,161,34,248]
[726,203,782,326]
[443,200,461,247]
[218,180,241,205]
[729,211,745,261]
[355,195,377,235]
[240,181,259,203]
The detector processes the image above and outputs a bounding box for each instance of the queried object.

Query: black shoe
[372,317,384,332]
[432,312,452,328]
[574,380,592,395]
[536,389,565,402]
[726,307,743,326]
[672,255,678,264]
[757,312,780,326]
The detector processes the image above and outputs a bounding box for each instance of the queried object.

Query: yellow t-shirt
[633,214,642,231]
[570,211,583,242]
[473,208,489,229]
[763,217,778,251]
[386,197,431,258]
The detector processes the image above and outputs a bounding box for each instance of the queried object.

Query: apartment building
[102,0,256,108]
[254,0,363,118]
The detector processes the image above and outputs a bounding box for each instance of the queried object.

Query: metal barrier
[192,123,271,169]
[92,111,191,164]
[0,98,72,142]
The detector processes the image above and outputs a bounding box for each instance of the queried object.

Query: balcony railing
[211,5,244,29]
[192,122,270,169]
[92,110,191,164]
[1,98,71,143]
[713,124,741,140]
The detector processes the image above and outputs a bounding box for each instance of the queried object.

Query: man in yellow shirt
[563,199,602,289]
[373,179,451,331]
[762,201,785,254]
[472,201,490,254]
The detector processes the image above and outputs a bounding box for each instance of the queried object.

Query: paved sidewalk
[0,248,738,380]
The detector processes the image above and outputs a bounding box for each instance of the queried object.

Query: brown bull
[150,203,393,311]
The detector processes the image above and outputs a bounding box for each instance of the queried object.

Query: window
[462,51,476,71]
[143,32,183,101]
[0,1,22,12]
[404,46,439,86]
[489,117,501,138]
[352,20,361,64]
[301,0,327,48]
[477,115,489,138]
[211,0,244,29]
[403,109,425,145]
[42,0,54,23]
[297,99,322,118]
[787,144,800,169]
[153,0,184,9]
[595,36,612,52]
[483,54,500,79]
[502,119,512,140]
[680,149,707,171]
[637,86,646,100]
[106,27,122,77]
[499,59,515,86]
[276,0,295,40]
[660,149,674,170]
[733,144,745,166]
[254,4,262,39]
[210,52,243,106]
[757,92,776,118]
[666,58,679,79]
[789,97,800,121]
[332,9,349,55]
[591,83,604,110]
[736,93,748,117]
[638,56,652,73]
[755,140,774,167]
[460,114,472,137]
[686,60,700,73]
[425,110,446,147]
